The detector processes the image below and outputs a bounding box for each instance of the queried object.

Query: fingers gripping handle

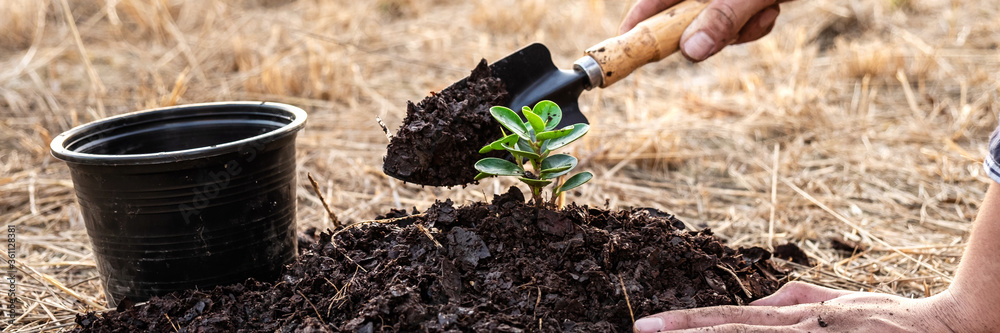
[585,0,709,88]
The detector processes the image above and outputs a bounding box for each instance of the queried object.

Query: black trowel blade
[489,43,589,127]
[442,43,589,127]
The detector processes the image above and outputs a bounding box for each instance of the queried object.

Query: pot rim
[50,101,307,166]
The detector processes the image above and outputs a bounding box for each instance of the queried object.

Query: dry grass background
[1,0,998,331]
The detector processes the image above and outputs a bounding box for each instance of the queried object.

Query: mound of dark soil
[382,60,509,187]
[75,188,785,332]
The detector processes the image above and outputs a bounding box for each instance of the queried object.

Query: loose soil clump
[382,60,509,187]
[75,188,786,332]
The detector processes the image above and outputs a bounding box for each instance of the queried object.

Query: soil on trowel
[75,188,786,332]
[382,59,510,187]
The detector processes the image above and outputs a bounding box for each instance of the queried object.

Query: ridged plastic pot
[50,101,307,307]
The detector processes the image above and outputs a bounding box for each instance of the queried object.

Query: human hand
[633,281,968,332]
[619,0,789,62]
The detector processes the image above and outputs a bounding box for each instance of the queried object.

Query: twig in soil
[416,224,443,248]
[327,242,368,273]
[768,144,779,251]
[331,213,428,237]
[326,279,350,318]
[298,290,326,325]
[715,264,753,299]
[376,116,392,141]
[534,284,541,315]
[618,275,635,325]
[308,173,341,229]
[164,313,180,332]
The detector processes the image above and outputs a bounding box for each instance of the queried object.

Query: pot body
[50,102,306,307]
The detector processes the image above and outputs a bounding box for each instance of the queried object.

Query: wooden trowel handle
[584,0,709,88]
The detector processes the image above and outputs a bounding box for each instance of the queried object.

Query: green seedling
[475,100,593,208]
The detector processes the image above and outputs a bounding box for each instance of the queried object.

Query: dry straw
[2,0,997,331]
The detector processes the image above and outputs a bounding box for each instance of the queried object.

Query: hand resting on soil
[634,182,1000,332]
[620,0,1000,332]
[621,1,1000,332]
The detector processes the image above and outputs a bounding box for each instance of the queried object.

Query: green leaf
[474,172,491,181]
[523,109,545,135]
[508,148,541,161]
[490,106,529,139]
[539,154,577,179]
[544,123,589,151]
[535,126,574,141]
[518,177,552,188]
[558,172,592,193]
[480,133,519,154]
[539,165,571,179]
[474,158,523,176]
[533,100,562,131]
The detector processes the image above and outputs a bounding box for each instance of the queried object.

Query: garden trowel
[385,0,709,186]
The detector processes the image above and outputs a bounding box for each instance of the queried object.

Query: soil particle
[447,226,491,269]
[75,187,786,332]
[818,316,829,327]
[774,242,812,266]
[382,60,509,187]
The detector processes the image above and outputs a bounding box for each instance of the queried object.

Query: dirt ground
[1,0,998,331]
[73,188,785,332]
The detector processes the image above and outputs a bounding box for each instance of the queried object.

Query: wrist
[928,288,1000,332]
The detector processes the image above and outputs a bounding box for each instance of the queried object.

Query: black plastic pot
[50,101,307,307]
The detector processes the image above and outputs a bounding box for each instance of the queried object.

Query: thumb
[679,0,778,62]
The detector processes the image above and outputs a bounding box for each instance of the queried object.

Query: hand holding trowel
[383,0,758,187]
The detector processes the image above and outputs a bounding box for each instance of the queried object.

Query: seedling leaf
[536,126,574,141]
[490,106,529,139]
[544,123,589,151]
[518,177,552,188]
[523,109,545,135]
[480,133,519,153]
[540,154,577,179]
[476,101,590,210]
[508,148,541,161]
[558,172,592,193]
[533,100,562,131]
[475,158,523,176]
[540,165,571,179]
